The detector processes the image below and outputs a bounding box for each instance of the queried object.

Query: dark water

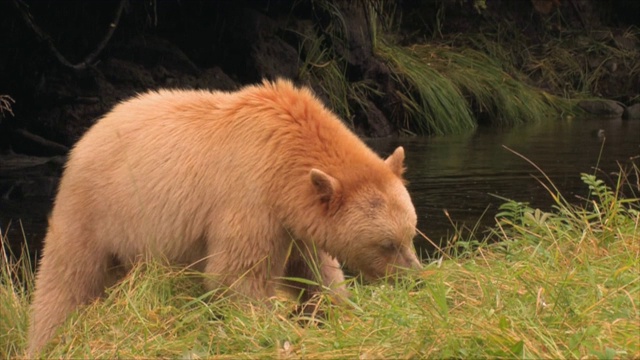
[368,118,640,250]
[1,118,639,259]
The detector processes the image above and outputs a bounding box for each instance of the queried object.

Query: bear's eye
[380,240,398,252]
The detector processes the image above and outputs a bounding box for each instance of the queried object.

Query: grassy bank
[373,39,576,135]
[1,165,638,358]
[295,1,584,136]
[465,24,640,101]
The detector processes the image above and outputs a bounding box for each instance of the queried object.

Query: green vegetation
[374,39,476,135]
[374,40,576,135]
[0,227,32,358]
[296,22,355,127]
[296,2,381,130]
[466,24,640,100]
[2,164,638,358]
[295,1,588,136]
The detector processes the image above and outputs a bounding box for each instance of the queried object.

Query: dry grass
[0,95,15,117]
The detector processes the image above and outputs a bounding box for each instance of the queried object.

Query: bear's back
[55,80,388,255]
[73,79,383,187]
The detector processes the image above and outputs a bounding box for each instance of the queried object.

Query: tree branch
[0,95,15,118]
[12,0,128,70]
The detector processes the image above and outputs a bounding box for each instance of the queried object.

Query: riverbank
[2,167,638,358]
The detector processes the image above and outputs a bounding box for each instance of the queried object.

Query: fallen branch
[0,95,15,117]
[13,129,70,155]
[12,0,128,70]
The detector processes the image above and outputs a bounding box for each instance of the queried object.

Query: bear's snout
[407,252,422,270]
[380,247,422,279]
[399,247,422,271]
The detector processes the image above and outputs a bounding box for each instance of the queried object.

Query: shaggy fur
[28,79,420,354]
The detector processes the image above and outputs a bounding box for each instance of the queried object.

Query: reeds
[370,3,577,135]
[374,39,476,135]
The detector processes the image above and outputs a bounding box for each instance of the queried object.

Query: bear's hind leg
[28,232,113,355]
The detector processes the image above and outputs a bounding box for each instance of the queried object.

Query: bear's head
[309,146,421,280]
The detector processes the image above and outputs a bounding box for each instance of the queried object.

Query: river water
[1,118,639,259]
[369,118,640,252]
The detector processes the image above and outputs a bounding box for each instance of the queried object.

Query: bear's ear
[385,146,406,177]
[310,169,340,203]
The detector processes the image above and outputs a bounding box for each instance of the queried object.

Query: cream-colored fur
[28,79,420,354]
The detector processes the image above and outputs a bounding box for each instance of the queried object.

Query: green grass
[1,165,639,358]
[0,225,32,358]
[374,39,477,135]
[374,39,578,134]
[368,2,578,135]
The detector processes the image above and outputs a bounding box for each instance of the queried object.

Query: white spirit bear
[28,79,421,354]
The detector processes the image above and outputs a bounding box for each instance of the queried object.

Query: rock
[531,0,560,15]
[0,154,65,199]
[241,8,300,80]
[325,1,400,135]
[361,101,392,137]
[108,35,201,76]
[613,35,638,51]
[578,100,625,118]
[623,103,640,120]
[252,36,300,80]
[194,67,239,91]
[101,58,156,89]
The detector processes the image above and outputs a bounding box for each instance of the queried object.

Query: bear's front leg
[202,254,284,302]
[201,220,290,303]
[283,242,349,304]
